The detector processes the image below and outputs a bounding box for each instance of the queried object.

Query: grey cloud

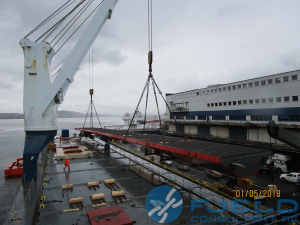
[80,47,128,67]
[0,82,14,89]
[215,3,252,18]
[280,51,300,69]
[101,49,128,66]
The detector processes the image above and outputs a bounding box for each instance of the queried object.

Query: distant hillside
[57,110,85,118]
[0,111,120,119]
[0,111,85,119]
[0,113,23,119]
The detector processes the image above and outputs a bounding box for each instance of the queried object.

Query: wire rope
[54,0,104,55]
[36,0,86,42]
[50,0,94,48]
[24,0,75,38]
[51,55,69,74]
[50,0,93,45]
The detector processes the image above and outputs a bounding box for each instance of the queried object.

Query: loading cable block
[112,190,130,203]
[69,197,83,209]
[62,184,73,197]
[104,179,119,191]
[90,193,107,207]
[87,181,100,190]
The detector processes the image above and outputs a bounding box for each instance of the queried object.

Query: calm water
[0,117,123,223]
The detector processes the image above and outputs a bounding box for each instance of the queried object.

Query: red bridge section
[75,128,271,177]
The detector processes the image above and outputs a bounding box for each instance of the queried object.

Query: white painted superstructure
[166,70,300,143]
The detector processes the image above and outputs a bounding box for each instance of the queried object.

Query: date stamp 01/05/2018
[235,190,280,198]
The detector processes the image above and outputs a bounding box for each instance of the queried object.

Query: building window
[238,100,242,105]
[249,100,253,104]
[198,116,206,120]
[186,116,195,120]
[218,88,222,92]
[292,96,298,101]
[207,103,210,107]
[229,115,246,121]
[251,115,272,121]
[284,96,289,102]
[255,99,259,104]
[233,101,236,105]
[268,98,273,103]
[212,116,226,120]
[278,115,300,122]
[249,82,253,87]
[214,89,217,93]
[211,103,214,107]
[237,85,241,89]
[262,98,266,103]
[276,97,281,102]
[223,102,227,106]
[174,102,188,111]
[243,84,247,88]
[232,85,236,90]
[243,100,247,104]
[255,81,259,86]
[292,75,298,80]
[228,101,232,106]
[283,76,289,82]
[223,87,226,91]
[215,103,218,106]
[176,115,184,120]
[268,79,273,84]
[275,78,281,83]
[228,86,231,91]
[261,80,266,85]
[219,102,222,106]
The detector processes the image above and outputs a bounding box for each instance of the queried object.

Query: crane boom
[41,0,118,114]
[268,120,300,151]
[19,0,119,181]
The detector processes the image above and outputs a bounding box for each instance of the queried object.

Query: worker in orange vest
[64,157,70,171]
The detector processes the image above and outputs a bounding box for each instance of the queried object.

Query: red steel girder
[76,128,220,164]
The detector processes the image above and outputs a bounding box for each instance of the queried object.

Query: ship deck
[33,139,204,225]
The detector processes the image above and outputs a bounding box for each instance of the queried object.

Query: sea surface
[0,117,123,224]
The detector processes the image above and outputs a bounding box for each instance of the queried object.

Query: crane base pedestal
[23,131,57,182]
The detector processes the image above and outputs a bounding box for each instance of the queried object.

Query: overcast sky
[1,0,300,115]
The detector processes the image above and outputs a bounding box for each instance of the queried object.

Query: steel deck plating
[76,128,272,177]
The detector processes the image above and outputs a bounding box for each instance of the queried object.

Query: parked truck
[264,153,292,173]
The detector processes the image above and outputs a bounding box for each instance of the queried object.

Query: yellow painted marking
[41,196,45,200]
[43,183,47,186]
[40,204,45,209]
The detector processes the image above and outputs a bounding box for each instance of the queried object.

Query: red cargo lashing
[87,205,133,225]
[62,146,79,149]
[64,150,82,153]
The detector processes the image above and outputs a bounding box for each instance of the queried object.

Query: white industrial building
[166,70,300,144]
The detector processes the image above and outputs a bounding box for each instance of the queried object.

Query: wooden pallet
[62,184,73,197]
[88,181,100,190]
[69,197,83,209]
[104,179,119,191]
[90,193,107,207]
[111,190,130,203]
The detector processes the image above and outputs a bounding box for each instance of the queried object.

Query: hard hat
[66,157,68,159]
